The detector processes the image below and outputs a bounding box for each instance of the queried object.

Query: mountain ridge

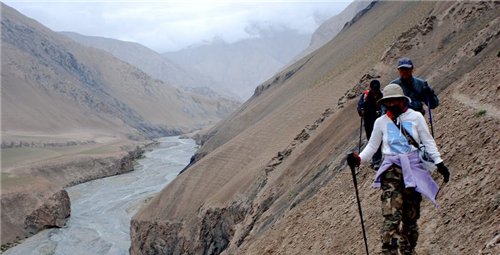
[130,1,499,254]
[164,28,311,100]
[0,2,238,246]
[60,31,238,101]
[1,2,238,138]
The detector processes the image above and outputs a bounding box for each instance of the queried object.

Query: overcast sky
[4,0,353,53]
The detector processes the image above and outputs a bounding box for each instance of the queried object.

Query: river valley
[4,137,197,255]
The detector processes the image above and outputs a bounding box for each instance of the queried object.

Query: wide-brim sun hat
[377,83,412,105]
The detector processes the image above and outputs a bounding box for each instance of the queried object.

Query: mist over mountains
[1,3,238,140]
[163,0,371,100]
[57,1,370,102]
[60,32,236,100]
[164,27,310,100]
[294,0,372,61]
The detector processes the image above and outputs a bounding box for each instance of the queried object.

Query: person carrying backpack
[357,79,383,169]
[391,57,439,115]
[347,83,450,255]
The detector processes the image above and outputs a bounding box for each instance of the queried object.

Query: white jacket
[359,109,443,164]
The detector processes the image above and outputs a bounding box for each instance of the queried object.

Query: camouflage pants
[380,165,422,255]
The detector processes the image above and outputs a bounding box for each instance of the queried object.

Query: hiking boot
[381,248,398,255]
[400,248,418,255]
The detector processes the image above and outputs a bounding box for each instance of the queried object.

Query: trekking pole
[349,116,370,255]
[427,96,435,137]
[349,163,370,255]
[359,117,363,151]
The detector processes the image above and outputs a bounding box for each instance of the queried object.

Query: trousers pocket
[381,190,393,216]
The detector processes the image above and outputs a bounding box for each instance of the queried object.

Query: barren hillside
[60,32,235,100]
[1,3,238,139]
[0,2,238,247]
[131,1,499,254]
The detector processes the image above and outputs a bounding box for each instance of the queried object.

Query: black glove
[436,162,450,183]
[347,152,361,169]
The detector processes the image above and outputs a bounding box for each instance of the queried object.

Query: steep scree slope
[130,1,499,254]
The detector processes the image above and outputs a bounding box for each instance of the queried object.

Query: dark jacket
[357,90,382,120]
[391,77,439,114]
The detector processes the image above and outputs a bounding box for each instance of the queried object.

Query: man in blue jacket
[391,57,439,115]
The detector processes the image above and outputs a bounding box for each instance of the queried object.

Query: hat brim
[397,64,413,69]
[377,95,412,105]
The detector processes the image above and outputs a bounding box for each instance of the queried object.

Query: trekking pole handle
[426,96,435,137]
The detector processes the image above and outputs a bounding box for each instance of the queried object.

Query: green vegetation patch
[476,109,487,117]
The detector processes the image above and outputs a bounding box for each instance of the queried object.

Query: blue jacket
[391,77,439,114]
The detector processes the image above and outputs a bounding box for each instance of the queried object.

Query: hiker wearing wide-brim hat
[347,83,450,255]
[377,83,411,105]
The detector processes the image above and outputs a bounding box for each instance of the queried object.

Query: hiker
[357,79,383,169]
[347,83,450,255]
[391,57,439,115]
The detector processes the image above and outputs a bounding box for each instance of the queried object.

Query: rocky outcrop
[129,220,187,255]
[24,190,71,233]
[1,146,145,247]
[198,204,247,255]
[66,146,144,186]
[342,1,378,30]
[179,152,207,175]
[130,203,248,255]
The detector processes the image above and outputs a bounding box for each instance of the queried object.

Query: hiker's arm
[359,118,383,162]
[416,114,443,164]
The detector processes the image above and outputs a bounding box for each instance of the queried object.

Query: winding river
[5,136,197,255]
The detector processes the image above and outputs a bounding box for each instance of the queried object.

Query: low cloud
[4,1,352,53]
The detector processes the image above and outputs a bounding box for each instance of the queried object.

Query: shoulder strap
[391,118,419,148]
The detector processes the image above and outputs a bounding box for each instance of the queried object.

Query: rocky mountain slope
[293,0,372,62]
[1,3,238,139]
[60,32,236,100]
[0,2,238,246]
[130,1,499,254]
[163,28,310,100]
